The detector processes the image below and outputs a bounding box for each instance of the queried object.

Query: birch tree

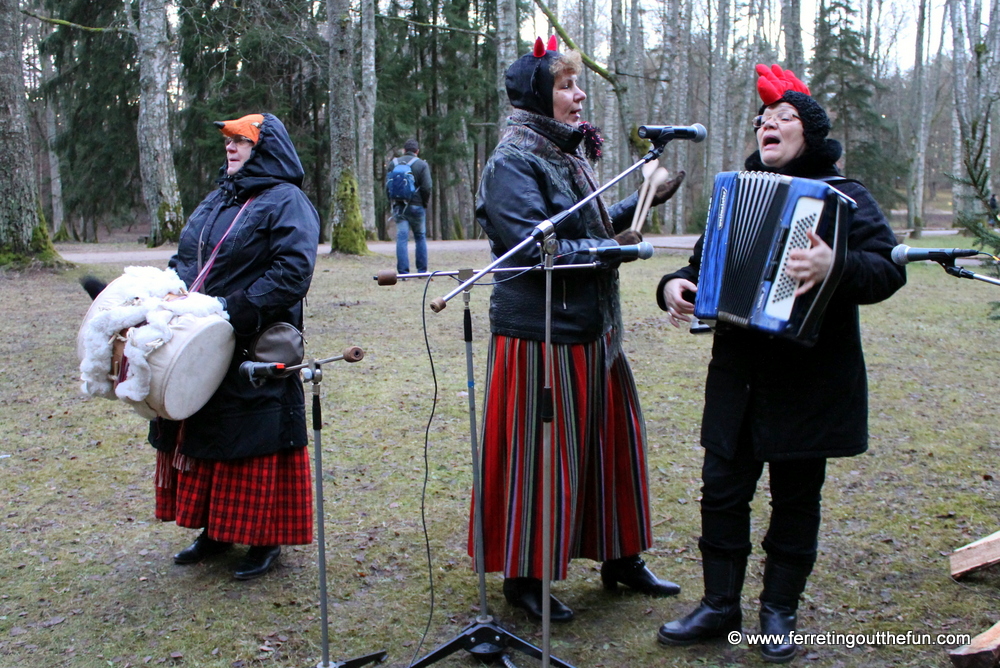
[135,0,183,246]
[781,0,804,72]
[41,54,64,240]
[949,0,1000,225]
[358,0,377,235]
[496,0,518,126]
[0,0,42,260]
[906,0,929,237]
[706,0,731,184]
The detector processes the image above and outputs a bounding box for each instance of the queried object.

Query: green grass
[1,245,999,667]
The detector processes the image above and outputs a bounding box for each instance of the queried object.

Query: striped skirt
[472,333,652,580]
[154,439,313,546]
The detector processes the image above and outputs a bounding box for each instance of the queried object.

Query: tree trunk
[781,0,804,73]
[0,0,41,257]
[137,0,183,246]
[906,0,928,238]
[358,0,377,236]
[610,0,634,151]
[39,45,64,240]
[496,0,518,127]
[580,0,594,121]
[661,0,691,233]
[328,0,366,253]
[948,0,999,224]
[706,0,731,185]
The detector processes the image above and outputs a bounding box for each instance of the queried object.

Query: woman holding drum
[655,65,906,662]
[150,113,320,580]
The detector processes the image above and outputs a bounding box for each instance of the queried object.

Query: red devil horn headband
[532,35,559,57]
[755,63,810,105]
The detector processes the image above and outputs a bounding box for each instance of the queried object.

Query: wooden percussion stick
[629,159,660,232]
[632,167,671,234]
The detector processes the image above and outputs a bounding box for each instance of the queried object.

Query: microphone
[891,244,980,265]
[240,361,287,384]
[588,242,654,260]
[637,123,707,143]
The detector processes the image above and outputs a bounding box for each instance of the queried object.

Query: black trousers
[699,435,827,566]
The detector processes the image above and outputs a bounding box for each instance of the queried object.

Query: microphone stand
[936,258,1000,286]
[429,141,667,314]
[420,139,668,668]
[402,267,586,668]
[246,349,388,668]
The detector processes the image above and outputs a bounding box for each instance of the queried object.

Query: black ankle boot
[657,552,745,646]
[173,531,232,565]
[234,546,281,580]
[758,558,812,663]
[601,555,680,597]
[502,577,574,623]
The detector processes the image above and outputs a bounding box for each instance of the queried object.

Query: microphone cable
[410,272,442,666]
[407,260,566,664]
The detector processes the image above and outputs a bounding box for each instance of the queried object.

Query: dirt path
[57,230,955,265]
[58,235,703,264]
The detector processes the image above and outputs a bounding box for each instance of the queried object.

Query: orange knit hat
[214,114,264,144]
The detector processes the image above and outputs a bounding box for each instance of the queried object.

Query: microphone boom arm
[431,152,663,312]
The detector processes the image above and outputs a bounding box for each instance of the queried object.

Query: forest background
[0,0,998,263]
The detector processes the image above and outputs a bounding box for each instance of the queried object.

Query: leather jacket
[476,111,638,344]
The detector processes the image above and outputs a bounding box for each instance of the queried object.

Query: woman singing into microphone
[471,37,684,622]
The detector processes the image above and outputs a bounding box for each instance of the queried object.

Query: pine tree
[41,0,143,240]
[810,0,904,209]
[175,0,327,219]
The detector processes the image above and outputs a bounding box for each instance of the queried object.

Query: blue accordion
[694,171,855,345]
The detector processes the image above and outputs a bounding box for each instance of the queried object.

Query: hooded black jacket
[657,146,906,461]
[149,114,320,461]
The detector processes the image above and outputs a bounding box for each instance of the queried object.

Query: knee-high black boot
[657,551,745,646]
[758,558,812,663]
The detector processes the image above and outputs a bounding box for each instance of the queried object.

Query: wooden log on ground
[948,621,1000,668]
[951,530,1000,579]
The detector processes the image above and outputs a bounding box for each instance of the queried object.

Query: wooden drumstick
[630,159,660,232]
[632,167,671,234]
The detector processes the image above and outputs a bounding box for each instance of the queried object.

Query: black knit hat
[758,91,831,151]
[506,36,560,118]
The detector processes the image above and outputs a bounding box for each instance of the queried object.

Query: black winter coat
[476,111,638,344]
[657,152,905,461]
[149,114,320,461]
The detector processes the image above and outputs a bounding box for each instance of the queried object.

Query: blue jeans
[393,202,427,274]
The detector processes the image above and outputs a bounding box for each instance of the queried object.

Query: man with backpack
[386,138,432,275]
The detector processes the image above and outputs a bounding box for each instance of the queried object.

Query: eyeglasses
[224,135,254,147]
[751,111,800,129]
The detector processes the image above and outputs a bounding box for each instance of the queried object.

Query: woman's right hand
[663,278,697,328]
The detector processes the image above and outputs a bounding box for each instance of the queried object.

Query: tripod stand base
[319,648,388,668]
[407,620,576,668]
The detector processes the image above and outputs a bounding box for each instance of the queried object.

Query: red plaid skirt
[155,444,313,546]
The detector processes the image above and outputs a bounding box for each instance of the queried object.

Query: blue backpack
[386,157,417,201]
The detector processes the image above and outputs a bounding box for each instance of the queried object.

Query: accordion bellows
[694,171,855,345]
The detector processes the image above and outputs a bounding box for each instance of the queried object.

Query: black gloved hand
[651,170,686,206]
[613,229,643,246]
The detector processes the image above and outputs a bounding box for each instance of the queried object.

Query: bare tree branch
[531,0,613,82]
[20,9,135,35]
[375,14,492,40]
